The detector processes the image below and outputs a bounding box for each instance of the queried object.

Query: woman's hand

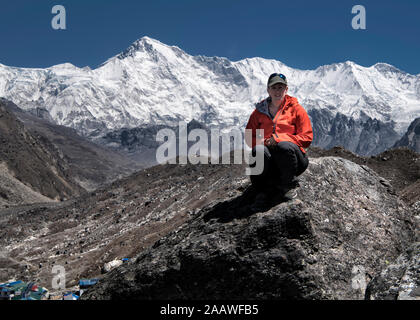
[264,136,277,148]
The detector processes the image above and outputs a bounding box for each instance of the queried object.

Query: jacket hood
[255,97,270,116]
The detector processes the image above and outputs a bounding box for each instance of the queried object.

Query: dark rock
[365,242,420,300]
[81,157,416,300]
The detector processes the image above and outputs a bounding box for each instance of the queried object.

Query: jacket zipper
[272,99,287,139]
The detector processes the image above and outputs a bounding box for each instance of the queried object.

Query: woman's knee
[276,141,299,153]
[252,144,269,155]
[296,154,309,176]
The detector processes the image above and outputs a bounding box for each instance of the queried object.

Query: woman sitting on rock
[245,73,313,200]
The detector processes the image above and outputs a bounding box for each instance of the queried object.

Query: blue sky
[1,0,419,74]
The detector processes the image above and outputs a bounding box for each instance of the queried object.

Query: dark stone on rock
[365,242,420,300]
[81,157,416,300]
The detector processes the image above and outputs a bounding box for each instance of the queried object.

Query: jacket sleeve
[245,110,259,148]
[274,104,313,150]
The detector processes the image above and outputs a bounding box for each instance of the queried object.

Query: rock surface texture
[82,157,416,300]
[366,242,420,300]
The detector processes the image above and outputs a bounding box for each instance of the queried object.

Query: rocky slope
[81,157,416,300]
[0,161,248,290]
[1,98,143,191]
[0,100,85,207]
[0,162,53,208]
[0,98,143,208]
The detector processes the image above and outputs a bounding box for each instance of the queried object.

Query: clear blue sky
[1,0,419,74]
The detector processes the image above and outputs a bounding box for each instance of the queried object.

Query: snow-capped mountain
[0,36,419,154]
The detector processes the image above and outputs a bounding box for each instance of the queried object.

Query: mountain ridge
[0,36,418,140]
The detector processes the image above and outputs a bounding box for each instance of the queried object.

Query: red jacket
[245,95,313,153]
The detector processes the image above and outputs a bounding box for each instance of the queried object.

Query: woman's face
[267,83,288,103]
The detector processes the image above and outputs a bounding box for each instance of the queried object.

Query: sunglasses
[268,73,286,80]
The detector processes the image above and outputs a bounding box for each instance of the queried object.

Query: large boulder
[81,157,416,300]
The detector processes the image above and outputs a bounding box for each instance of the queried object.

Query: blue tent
[79,279,99,288]
[63,292,79,300]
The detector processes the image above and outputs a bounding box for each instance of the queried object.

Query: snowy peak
[115,36,186,62]
[48,62,78,70]
[117,36,159,60]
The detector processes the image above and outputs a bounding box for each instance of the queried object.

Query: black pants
[250,141,309,190]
